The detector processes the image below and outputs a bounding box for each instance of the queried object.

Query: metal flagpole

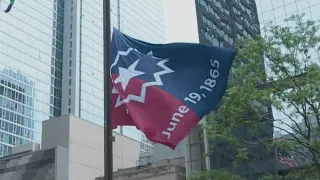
[103,0,113,179]
[116,0,123,135]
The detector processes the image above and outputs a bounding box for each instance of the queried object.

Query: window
[23,129,28,138]
[51,67,55,75]
[13,114,17,123]
[0,133,3,142]
[12,137,16,145]
[51,57,54,66]
[0,121,4,130]
[12,125,17,133]
[2,109,6,118]
[68,98,71,105]
[69,79,71,86]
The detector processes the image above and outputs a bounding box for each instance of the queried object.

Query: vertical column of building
[61,0,81,116]
[50,0,65,119]
[184,126,205,177]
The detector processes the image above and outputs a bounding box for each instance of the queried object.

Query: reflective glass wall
[118,0,165,152]
[0,0,64,156]
[255,0,320,137]
[0,69,35,156]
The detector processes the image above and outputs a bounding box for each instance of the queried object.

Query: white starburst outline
[111,48,174,107]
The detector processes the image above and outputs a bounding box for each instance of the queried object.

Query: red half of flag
[111,75,199,149]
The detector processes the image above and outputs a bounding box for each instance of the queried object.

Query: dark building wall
[195,0,276,179]
[196,0,260,47]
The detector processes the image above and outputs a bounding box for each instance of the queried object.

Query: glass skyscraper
[115,0,165,152]
[0,0,64,156]
[61,0,165,153]
[0,69,36,156]
[256,0,320,26]
[0,0,165,156]
[255,0,320,137]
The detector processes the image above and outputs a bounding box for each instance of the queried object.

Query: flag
[110,28,236,149]
[278,153,299,167]
[4,0,14,13]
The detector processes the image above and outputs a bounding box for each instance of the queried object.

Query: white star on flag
[114,59,145,91]
[111,48,174,108]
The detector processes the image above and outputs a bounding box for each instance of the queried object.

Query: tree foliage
[260,166,320,180]
[201,14,320,179]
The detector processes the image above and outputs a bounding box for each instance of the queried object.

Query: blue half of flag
[4,0,15,13]
[110,28,236,149]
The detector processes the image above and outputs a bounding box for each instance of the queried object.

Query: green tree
[199,14,320,179]
[260,166,320,180]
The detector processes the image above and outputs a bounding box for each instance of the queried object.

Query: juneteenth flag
[110,28,236,149]
[3,0,15,13]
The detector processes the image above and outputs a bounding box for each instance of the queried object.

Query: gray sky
[163,0,199,43]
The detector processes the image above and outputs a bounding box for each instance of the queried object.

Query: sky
[162,0,199,43]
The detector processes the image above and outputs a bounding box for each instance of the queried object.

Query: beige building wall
[114,166,184,180]
[42,114,140,180]
[109,158,186,180]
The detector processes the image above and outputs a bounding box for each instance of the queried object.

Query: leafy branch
[201,14,320,179]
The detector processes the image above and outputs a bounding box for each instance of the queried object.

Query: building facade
[61,0,165,153]
[97,157,186,180]
[0,0,64,156]
[256,0,320,28]
[0,114,141,179]
[0,69,36,157]
[196,0,260,48]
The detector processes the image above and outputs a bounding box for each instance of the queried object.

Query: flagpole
[103,0,113,179]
